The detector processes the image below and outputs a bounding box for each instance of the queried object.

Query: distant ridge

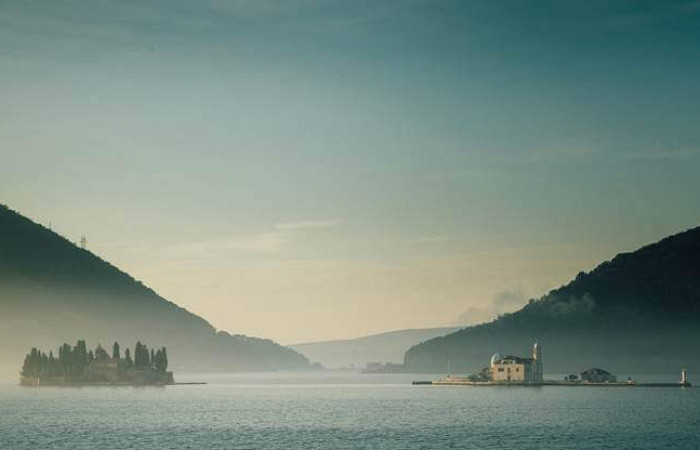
[404,226,700,374]
[0,204,309,378]
[290,327,461,369]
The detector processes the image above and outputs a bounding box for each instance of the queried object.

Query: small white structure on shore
[489,342,543,383]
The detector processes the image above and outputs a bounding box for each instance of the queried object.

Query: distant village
[20,340,173,386]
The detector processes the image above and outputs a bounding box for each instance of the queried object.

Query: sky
[2,0,700,344]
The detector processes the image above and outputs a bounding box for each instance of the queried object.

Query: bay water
[1,372,698,449]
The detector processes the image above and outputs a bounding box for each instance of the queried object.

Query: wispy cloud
[162,219,340,260]
[168,231,287,257]
[275,220,339,230]
[227,232,288,254]
[454,289,528,326]
[403,235,459,244]
[622,147,700,162]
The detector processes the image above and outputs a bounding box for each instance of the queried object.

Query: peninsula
[20,340,174,386]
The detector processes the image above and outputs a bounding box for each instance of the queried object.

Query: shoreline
[414,380,691,387]
[19,381,207,387]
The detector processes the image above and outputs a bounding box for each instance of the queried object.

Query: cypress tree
[112,342,120,360]
[59,343,72,377]
[143,344,148,367]
[162,347,168,371]
[134,342,151,368]
[75,340,87,363]
[21,352,33,377]
[40,352,48,377]
[134,342,143,367]
[48,351,61,377]
[72,340,88,376]
[154,349,164,372]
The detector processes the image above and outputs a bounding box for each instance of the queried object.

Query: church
[488,342,543,383]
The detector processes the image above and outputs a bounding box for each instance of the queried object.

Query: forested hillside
[404,226,700,374]
[0,204,309,378]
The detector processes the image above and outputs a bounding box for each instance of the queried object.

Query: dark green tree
[21,348,40,378]
[134,341,151,367]
[154,348,167,372]
[112,342,120,360]
[75,340,87,362]
[48,351,61,377]
[71,340,88,377]
[58,343,72,377]
[21,348,55,379]
[161,347,168,371]
[134,341,143,367]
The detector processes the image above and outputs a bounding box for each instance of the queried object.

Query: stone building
[488,342,543,383]
[82,359,125,382]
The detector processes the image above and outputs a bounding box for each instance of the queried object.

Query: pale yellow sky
[95,236,609,344]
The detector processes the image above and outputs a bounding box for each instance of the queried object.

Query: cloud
[622,147,700,162]
[492,289,527,312]
[453,306,495,327]
[167,231,287,258]
[275,220,339,230]
[404,235,458,244]
[225,232,288,254]
[163,219,339,260]
[454,289,527,326]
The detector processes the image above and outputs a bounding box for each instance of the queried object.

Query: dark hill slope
[0,204,309,377]
[404,226,700,375]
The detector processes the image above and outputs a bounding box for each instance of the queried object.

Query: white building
[489,342,543,383]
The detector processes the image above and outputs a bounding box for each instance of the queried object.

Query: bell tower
[532,341,543,382]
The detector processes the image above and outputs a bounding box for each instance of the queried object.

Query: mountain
[290,327,461,369]
[404,226,700,375]
[0,204,309,379]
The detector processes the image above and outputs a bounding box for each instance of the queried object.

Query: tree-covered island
[20,340,173,386]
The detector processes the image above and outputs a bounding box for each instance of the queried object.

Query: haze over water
[2,373,698,450]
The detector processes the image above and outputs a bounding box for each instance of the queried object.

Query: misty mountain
[290,327,461,369]
[404,226,700,375]
[0,204,309,378]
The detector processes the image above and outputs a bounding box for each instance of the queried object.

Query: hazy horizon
[2,1,700,344]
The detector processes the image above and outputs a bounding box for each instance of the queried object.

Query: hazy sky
[2,1,700,344]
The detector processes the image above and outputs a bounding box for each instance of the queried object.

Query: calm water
[1,372,698,449]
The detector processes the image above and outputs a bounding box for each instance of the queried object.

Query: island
[412,341,691,388]
[20,340,174,386]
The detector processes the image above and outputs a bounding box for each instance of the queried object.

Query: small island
[20,340,174,386]
[412,342,691,388]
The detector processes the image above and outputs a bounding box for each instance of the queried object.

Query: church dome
[490,353,503,367]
